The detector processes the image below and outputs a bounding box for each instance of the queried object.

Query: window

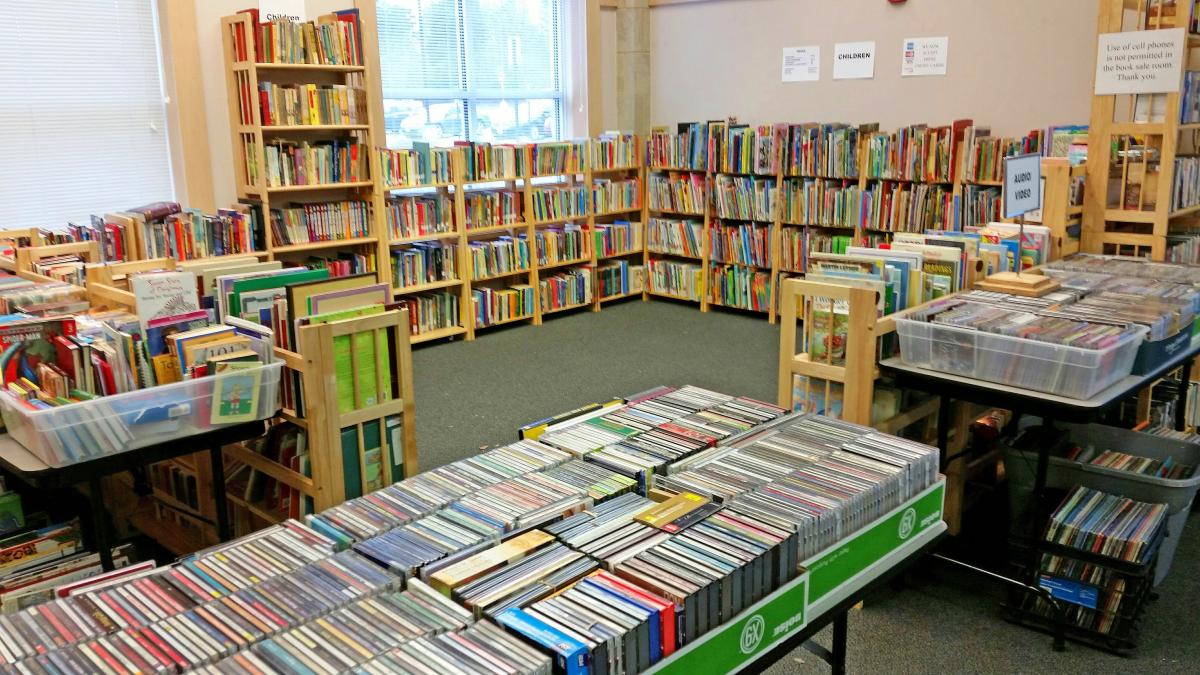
[0,0,173,229]
[377,0,563,147]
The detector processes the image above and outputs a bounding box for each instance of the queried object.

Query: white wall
[648,0,1098,136]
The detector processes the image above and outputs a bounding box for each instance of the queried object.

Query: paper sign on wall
[1095,28,1185,95]
[260,0,306,22]
[901,37,948,76]
[833,41,875,80]
[782,46,820,82]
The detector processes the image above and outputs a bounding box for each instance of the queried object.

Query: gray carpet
[410,298,1200,673]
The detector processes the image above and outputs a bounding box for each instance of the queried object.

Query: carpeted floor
[410,298,1200,674]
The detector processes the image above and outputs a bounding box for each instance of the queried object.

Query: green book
[340,425,362,500]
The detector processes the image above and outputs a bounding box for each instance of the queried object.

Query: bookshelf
[220,6,384,282]
[524,141,594,322]
[644,126,711,311]
[590,134,645,308]
[1082,0,1200,260]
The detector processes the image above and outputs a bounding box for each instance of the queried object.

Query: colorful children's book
[210,361,264,425]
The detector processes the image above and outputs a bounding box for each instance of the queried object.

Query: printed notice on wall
[782,46,820,82]
[1095,28,1185,95]
[260,0,305,22]
[901,37,948,76]
[833,41,875,80]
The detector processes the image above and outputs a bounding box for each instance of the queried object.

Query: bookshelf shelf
[647,249,702,260]
[475,313,536,329]
[409,325,468,344]
[647,289,701,302]
[541,300,591,315]
[592,165,640,175]
[594,207,642,218]
[386,182,455,191]
[598,290,642,303]
[263,181,376,193]
[598,248,644,260]
[648,208,704,217]
[261,124,370,132]
[393,278,464,294]
[391,231,459,245]
[271,237,379,254]
[249,62,367,72]
[465,224,525,236]
[472,268,532,282]
[538,256,592,271]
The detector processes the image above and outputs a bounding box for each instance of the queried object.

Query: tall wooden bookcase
[220,6,386,281]
[1082,0,1200,260]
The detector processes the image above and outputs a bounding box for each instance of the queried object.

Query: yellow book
[306,84,319,126]
[428,530,554,596]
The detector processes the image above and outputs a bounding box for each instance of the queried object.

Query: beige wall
[599,6,619,132]
[647,0,1098,137]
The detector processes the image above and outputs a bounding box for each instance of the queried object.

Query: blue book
[496,607,590,675]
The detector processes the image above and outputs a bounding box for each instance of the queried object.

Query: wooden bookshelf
[1082,0,1200,260]
[221,5,384,281]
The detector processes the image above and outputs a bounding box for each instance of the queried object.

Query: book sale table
[0,421,266,570]
[880,338,1200,651]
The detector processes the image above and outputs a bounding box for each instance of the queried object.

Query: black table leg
[209,446,231,542]
[88,475,114,571]
[936,394,951,454]
[1176,359,1192,432]
[831,611,848,675]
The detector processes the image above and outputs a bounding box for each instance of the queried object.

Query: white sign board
[782,46,820,82]
[901,37,948,77]
[260,0,305,23]
[1003,153,1042,219]
[1095,28,1185,95]
[833,41,875,80]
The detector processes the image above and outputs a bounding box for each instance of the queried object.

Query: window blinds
[0,0,174,229]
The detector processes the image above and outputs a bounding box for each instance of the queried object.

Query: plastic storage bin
[0,362,282,468]
[1004,422,1200,586]
[894,304,1146,399]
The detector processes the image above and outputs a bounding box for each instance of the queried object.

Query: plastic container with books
[1003,421,1200,585]
[894,302,1147,399]
[0,362,282,468]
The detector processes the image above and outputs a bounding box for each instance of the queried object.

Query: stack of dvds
[453,542,599,620]
[351,620,551,675]
[1043,487,1166,565]
[203,579,471,674]
[538,460,639,503]
[353,510,502,580]
[544,494,655,546]
[310,441,571,543]
[448,473,592,533]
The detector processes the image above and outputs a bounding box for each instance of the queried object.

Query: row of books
[860,181,955,233]
[779,230,854,274]
[469,236,529,280]
[961,185,1002,230]
[1172,155,1200,212]
[592,134,639,171]
[473,285,535,327]
[269,200,371,247]
[378,145,453,188]
[385,194,453,240]
[785,123,867,179]
[535,227,588,266]
[647,259,703,301]
[232,10,363,66]
[781,178,860,228]
[960,125,1043,184]
[260,140,368,188]
[397,292,460,336]
[465,190,523,230]
[255,83,365,128]
[709,264,771,312]
[646,218,702,258]
[647,122,708,170]
[647,173,705,215]
[708,222,770,268]
[1064,445,1195,480]
[305,252,376,279]
[526,142,586,176]
[863,124,956,183]
[391,243,457,290]
[541,269,593,312]
[529,185,588,223]
[593,178,641,215]
[0,279,87,317]
[594,221,642,258]
[597,261,644,299]
[712,175,775,221]
[720,123,786,175]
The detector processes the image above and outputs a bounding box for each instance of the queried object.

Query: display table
[648,481,948,674]
[0,421,267,569]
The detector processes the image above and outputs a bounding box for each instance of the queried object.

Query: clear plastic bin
[894,307,1147,399]
[1004,422,1200,585]
[0,362,282,467]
